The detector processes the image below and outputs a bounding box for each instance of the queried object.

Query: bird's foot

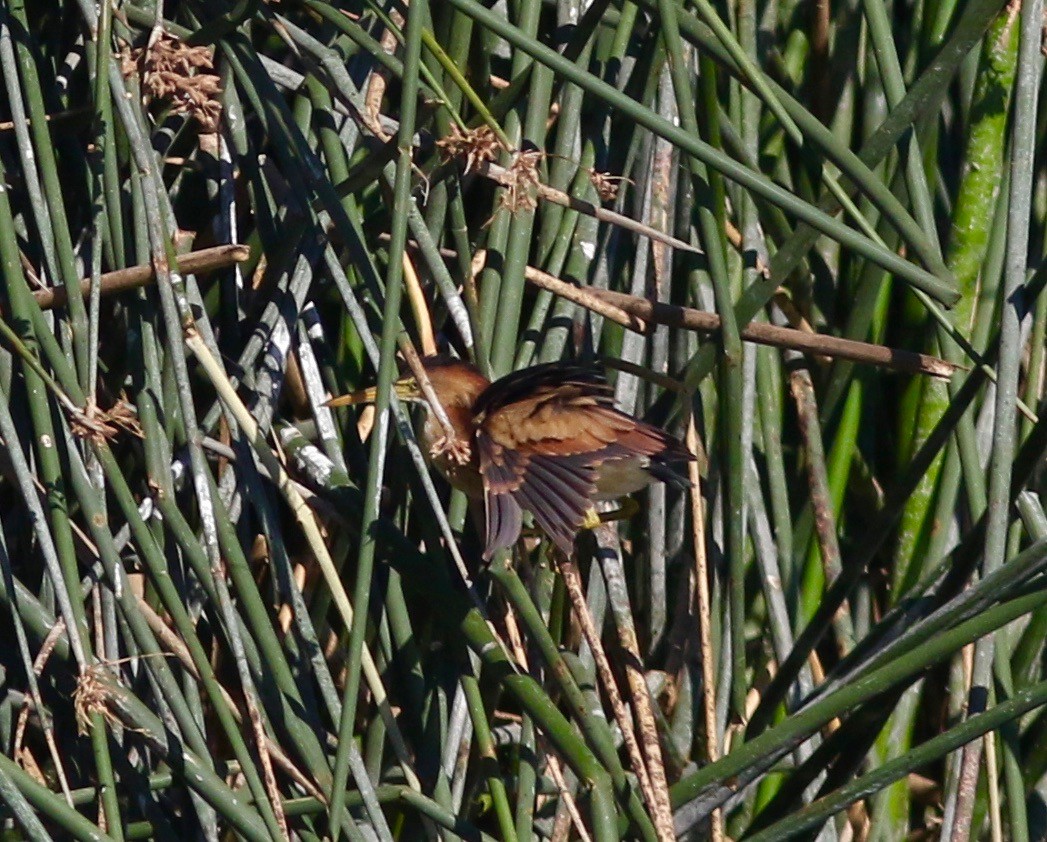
[579,499,639,532]
[429,435,471,466]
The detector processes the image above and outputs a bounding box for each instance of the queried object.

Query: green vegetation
[0,0,1044,839]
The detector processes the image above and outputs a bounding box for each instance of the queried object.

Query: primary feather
[470,361,692,558]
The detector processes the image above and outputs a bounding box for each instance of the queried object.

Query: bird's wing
[475,375,637,558]
[479,448,524,559]
[477,430,598,558]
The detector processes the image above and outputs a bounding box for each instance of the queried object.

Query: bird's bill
[325,377,421,407]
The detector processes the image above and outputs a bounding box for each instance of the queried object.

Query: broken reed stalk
[521,273,956,379]
[27,238,952,385]
[30,244,250,311]
[390,233,954,379]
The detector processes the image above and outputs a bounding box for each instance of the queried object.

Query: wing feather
[475,361,692,557]
[483,486,523,560]
[514,482,577,555]
[522,455,596,551]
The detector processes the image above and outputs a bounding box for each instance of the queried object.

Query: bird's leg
[581,498,640,531]
[522,500,642,547]
[581,508,602,531]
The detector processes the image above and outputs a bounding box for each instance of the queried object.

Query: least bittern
[329,356,693,559]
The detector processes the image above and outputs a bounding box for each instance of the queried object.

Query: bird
[328,355,694,559]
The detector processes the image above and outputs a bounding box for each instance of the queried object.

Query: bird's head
[325,355,490,413]
[411,355,490,411]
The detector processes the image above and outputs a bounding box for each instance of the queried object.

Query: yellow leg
[520,498,641,547]
[582,498,640,531]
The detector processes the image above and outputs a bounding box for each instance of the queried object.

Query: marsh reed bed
[0,0,1044,838]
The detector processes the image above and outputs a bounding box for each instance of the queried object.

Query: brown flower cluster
[436,124,501,174]
[73,664,120,736]
[68,397,144,446]
[123,33,222,132]
[499,149,543,213]
[589,169,630,203]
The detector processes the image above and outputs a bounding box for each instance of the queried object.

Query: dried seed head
[499,149,543,213]
[436,124,502,175]
[123,33,223,132]
[68,412,119,446]
[73,665,118,736]
[589,170,631,203]
[70,397,143,446]
[105,397,145,440]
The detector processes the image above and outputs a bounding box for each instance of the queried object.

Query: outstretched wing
[477,432,599,557]
[475,363,675,558]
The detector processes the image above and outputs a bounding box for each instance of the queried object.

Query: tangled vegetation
[0,0,1044,839]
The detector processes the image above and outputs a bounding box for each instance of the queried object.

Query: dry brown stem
[557,554,673,842]
[592,521,676,841]
[686,419,724,842]
[30,244,250,312]
[589,288,957,379]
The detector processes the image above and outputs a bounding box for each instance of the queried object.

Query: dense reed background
[0,0,1044,839]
